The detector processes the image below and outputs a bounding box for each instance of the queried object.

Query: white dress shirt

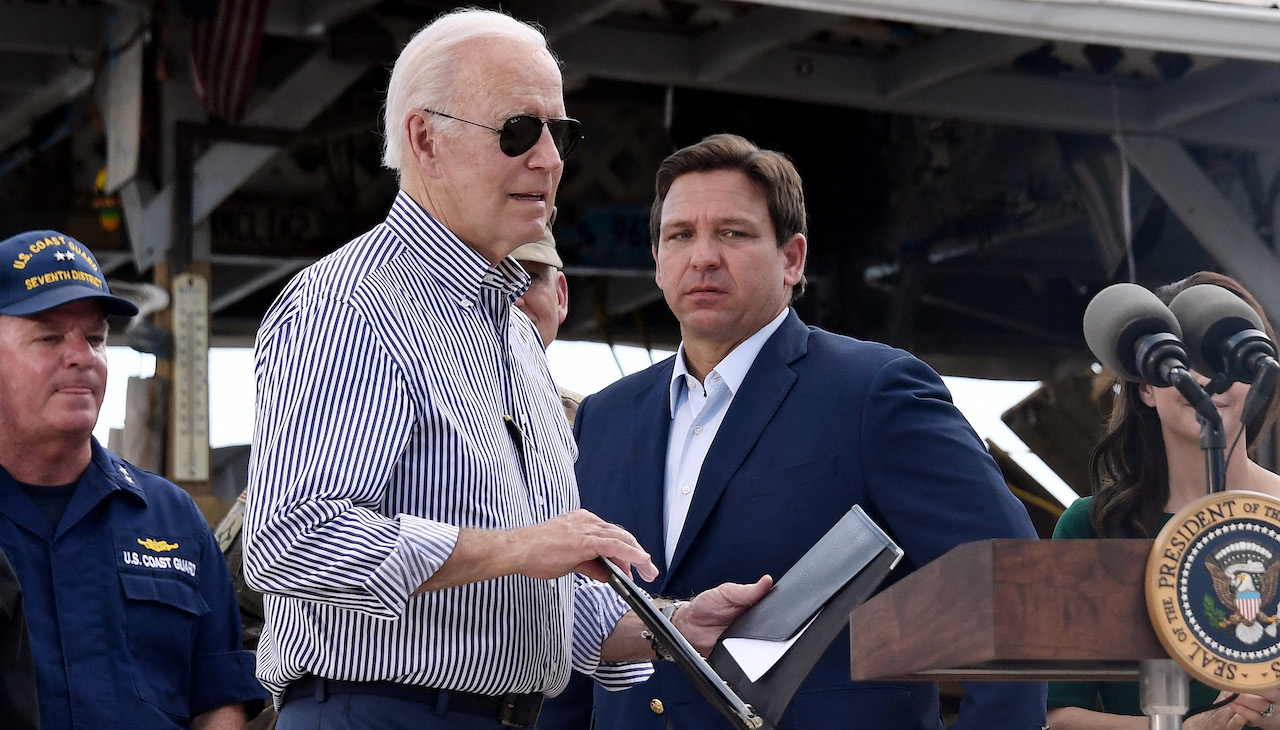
[663,308,790,565]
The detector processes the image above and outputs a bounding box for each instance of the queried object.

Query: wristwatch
[660,600,687,622]
[644,600,688,661]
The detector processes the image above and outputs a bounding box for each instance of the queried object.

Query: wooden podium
[849,539,1166,683]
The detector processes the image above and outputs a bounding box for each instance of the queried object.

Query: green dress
[1048,497,1249,722]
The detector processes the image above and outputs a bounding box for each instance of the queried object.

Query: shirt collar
[668,308,790,417]
[0,438,145,534]
[87,438,147,504]
[383,190,531,307]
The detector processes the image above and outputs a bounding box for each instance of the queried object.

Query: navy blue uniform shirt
[0,439,264,728]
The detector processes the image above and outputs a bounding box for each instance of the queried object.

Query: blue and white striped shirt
[243,191,649,701]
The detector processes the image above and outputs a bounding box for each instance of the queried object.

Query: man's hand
[191,703,246,730]
[674,575,774,655]
[417,509,657,593]
[601,575,774,661]
[511,509,658,583]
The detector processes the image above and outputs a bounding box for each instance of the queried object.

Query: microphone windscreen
[1083,283,1181,381]
[1168,284,1265,376]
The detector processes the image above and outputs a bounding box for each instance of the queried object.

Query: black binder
[709,506,903,729]
[599,557,765,729]
[601,505,901,730]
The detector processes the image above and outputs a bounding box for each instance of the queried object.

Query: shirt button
[650,699,665,715]
[693,426,703,435]
[681,485,691,495]
[535,495,546,506]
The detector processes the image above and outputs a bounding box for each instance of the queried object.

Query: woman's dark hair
[1089,271,1280,537]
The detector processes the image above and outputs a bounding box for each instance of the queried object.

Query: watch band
[643,600,689,661]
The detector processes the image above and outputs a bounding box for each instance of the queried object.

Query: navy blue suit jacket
[555,311,1046,730]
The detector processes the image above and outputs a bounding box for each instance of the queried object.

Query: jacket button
[649,699,664,714]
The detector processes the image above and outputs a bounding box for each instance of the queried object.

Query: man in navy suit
[544,134,1046,730]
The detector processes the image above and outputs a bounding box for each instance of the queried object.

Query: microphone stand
[1138,367,1222,730]
[1140,333,1227,494]
[1169,368,1226,494]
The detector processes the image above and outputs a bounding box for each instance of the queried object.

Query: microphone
[1083,283,1191,386]
[1168,283,1279,385]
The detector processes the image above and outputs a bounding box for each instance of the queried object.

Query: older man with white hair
[242,9,769,730]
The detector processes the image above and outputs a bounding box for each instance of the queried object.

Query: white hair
[382,8,552,174]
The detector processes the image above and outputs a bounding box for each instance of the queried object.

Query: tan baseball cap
[511,209,563,269]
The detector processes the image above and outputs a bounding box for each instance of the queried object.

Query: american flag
[185,0,269,123]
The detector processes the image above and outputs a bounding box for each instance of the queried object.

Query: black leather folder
[600,505,901,730]
[599,557,765,729]
[707,505,903,729]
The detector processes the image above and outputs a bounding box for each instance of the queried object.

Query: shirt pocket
[118,570,210,718]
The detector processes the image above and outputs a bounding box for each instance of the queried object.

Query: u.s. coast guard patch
[1147,491,1280,693]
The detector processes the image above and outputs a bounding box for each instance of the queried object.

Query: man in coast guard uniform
[0,230,265,729]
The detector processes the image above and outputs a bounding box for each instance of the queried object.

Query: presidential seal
[1146,490,1280,693]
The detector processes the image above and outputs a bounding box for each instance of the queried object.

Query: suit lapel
[667,312,810,579]
[627,360,676,583]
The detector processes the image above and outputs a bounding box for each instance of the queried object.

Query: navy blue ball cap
[0,230,138,317]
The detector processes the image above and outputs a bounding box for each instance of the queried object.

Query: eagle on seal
[1207,559,1280,644]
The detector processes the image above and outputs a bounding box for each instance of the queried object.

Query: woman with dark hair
[1048,272,1280,730]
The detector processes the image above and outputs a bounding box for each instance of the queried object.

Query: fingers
[574,557,616,584]
[594,538,656,583]
[1228,696,1275,728]
[689,575,774,620]
[529,510,657,583]
[575,552,658,585]
[745,575,773,602]
[580,514,657,582]
[674,575,774,655]
[719,575,773,608]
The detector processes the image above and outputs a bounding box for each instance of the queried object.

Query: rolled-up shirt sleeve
[570,574,654,689]
[243,293,458,618]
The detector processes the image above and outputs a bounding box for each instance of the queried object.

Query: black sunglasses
[425,109,583,161]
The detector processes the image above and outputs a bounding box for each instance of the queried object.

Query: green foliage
[1203,594,1229,628]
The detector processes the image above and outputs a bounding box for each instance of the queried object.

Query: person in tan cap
[510,212,567,350]
[511,211,583,424]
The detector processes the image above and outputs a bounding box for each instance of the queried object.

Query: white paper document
[720,615,818,683]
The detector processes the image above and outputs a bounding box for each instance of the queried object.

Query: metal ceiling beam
[692,6,843,82]
[100,0,150,11]
[210,258,311,314]
[1145,60,1280,129]
[559,25,692,82]
[556,25,1280,150]
[751,0,1280,63]
[124,51,372,269]
[0,53,69,91]
[265,0,384,37]
[0,67,93,154]
[0,5,103,54]
[1174,99,1280,150]
[1121,134,1280,319]
[881,31,1042,99]
[539,0,632,43]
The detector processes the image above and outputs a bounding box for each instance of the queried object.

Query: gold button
[649,699,664,715]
